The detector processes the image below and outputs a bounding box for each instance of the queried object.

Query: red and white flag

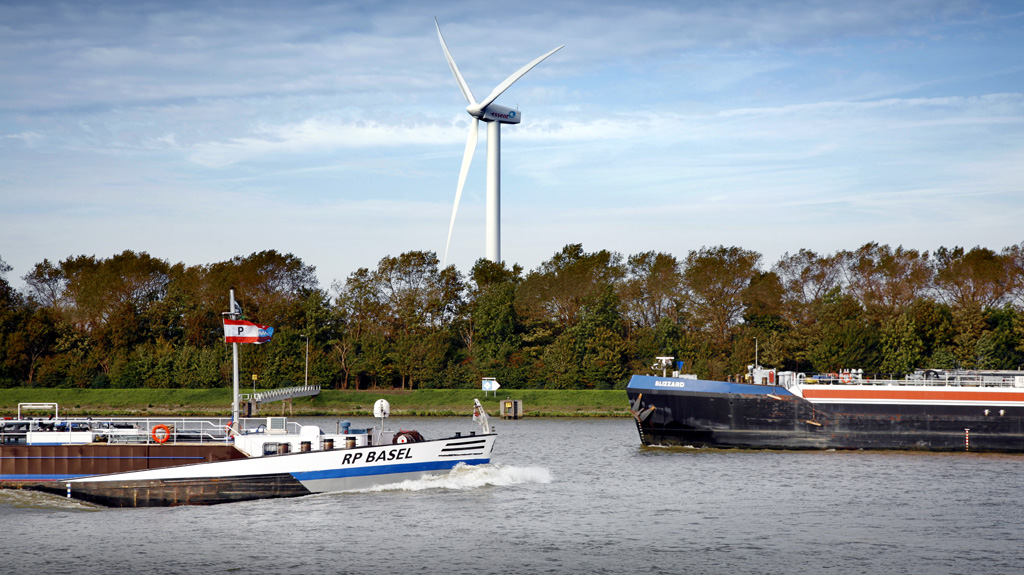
[223,318,275,344]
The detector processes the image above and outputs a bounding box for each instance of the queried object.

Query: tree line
[1,242,1022,391]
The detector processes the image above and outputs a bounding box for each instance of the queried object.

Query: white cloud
[2,0,1022,290]
[1,131,45,146]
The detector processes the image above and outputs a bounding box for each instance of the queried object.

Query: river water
[2,416,1022,574]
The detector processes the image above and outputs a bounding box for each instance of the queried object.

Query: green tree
[619,251,682,333]
[806,288,880,373]
[518,244,625,327]
[466,258,523,367]
[22,258,66,310]
[1005,242,1024,308]
[207,250,319,327]
[771,249,845,372]
[773,249,843,326]
[742,270,785,332]
[841,243,931,321]
[518,245,625,385]
[0,257,29,385]
[973,306,1024,370]
[574,287,629,388]
[903,298,955,366]
[334,251,463,389]
[933,246,1013,311]
[543,285,629,389]
[682,245,761,345]
[473,282,520,363]
[3,306,59,385]
[879,312,924,373]
[951,306,989,369]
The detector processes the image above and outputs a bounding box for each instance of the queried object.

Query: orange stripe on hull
[801,388,1024,403]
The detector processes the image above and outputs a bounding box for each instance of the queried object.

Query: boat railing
[2,412,306,446]
[799,375,1023,388]
[93,417,235,445]
[777,370,1024,389]
[101,416,302,444]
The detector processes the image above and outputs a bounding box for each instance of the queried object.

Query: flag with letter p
[223,318,275,344]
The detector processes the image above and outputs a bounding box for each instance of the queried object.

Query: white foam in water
[354,463,552,493]
[0,488,99,510]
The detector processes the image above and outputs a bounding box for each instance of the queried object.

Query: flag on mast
[223,318,275,344]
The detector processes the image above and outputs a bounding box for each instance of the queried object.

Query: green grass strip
[0,388,632,418]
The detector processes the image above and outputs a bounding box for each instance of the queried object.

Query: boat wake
[352,463,552,493]
[0,488,99,511]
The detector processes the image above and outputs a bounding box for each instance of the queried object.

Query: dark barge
[627,359,1024,452]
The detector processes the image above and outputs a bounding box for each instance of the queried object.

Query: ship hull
[27,434,496,507]
[627,376,1024,452]
[24,472,314,507]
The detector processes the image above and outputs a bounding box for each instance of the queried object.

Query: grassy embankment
[0,388,632,418]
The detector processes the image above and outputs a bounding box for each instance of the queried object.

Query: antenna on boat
[654,356,674,377]
[373,399,390,444]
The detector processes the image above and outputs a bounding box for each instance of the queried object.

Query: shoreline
[0,388,633,419]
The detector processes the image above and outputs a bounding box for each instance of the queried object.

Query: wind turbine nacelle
[476,103,522,124]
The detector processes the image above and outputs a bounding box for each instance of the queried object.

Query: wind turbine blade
[477,44,564,110]
[435,19,477,105]
[443,119,479,266]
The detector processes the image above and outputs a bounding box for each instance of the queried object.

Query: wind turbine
[436,19,563,265]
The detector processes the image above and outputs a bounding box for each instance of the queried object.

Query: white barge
[1,398,496,507]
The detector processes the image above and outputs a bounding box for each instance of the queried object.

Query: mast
[229,288,239,433]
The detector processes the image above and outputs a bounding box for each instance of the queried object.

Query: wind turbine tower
[436,20,563,265]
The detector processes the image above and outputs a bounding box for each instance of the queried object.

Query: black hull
[628,388,1024,452]
[22,473,314,507]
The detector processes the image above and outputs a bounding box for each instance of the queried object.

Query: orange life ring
[151,424,171,444]
[840,372,853,383]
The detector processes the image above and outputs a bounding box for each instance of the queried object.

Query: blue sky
[2,0,1022,292]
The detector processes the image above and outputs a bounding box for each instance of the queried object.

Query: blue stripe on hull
[1,455,207,460]
[627,375,794,396]
[1,474,71,481]
[291,458,490,482]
